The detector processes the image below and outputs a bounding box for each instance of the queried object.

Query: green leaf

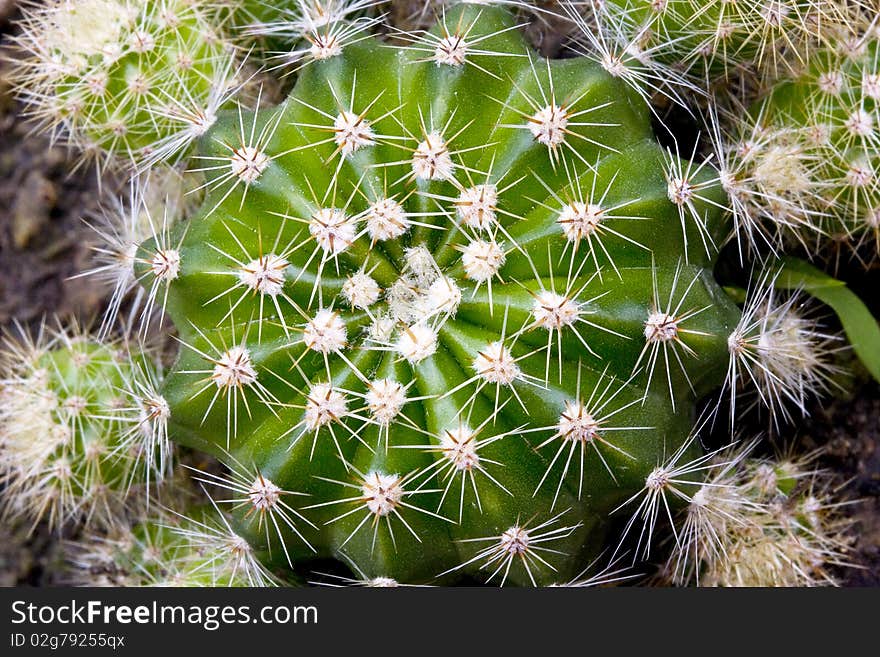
[773,257,880,383]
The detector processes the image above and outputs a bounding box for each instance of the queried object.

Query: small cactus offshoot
[665,444,855,587]
[64,503,277,586]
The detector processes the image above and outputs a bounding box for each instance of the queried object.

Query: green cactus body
[0,330,167,529]
[139,4,740,585]
[11,0,243,168]
[746,28,880,257]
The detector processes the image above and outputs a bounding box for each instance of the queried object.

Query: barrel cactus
[134,3,745,586]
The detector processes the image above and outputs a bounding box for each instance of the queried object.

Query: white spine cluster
[412,131,456,181]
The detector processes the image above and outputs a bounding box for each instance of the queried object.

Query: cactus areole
[139,5,741,585]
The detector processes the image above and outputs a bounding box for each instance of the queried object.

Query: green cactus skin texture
[9,0,242,168]
[745,23,880,260]
[0,328,168,530]
[139,4,741,585]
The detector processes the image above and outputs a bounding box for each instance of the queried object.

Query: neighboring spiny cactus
[8,0,248,171]
[241,0,387,40]
[134,4,749,585]
[559,0,702,112]
[664,444,854,586]
[0,322,170,530]
[64,502,278,586]
[726,15,880,264]
[593,0,860,86]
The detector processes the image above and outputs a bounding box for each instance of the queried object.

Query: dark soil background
[0,0,877,586]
